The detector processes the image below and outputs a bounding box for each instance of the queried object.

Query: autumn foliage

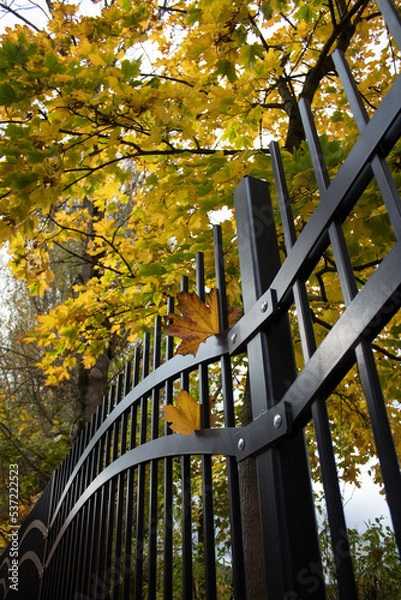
[0,0,398,386]
[0,0,400,547]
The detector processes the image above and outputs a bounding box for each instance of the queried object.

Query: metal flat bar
[282,240,401,424]
[333,49,401,240]
[228,74,401,354]
[49,332,229,528]
[44,425,237,577]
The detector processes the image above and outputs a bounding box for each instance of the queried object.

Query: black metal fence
[2,0,401,597]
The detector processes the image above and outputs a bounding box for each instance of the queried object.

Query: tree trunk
[73,197,113,427]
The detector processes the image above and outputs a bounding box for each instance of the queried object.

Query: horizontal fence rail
[1,0,401,597]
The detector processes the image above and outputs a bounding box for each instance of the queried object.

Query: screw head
[231,333,237,344]
[261,300,269,312]
[273,414,282,429]
[237,438,245,451]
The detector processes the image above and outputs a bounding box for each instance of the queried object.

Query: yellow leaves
[166,289,220,355]
[163,390,201,435]
[165,288,241,355]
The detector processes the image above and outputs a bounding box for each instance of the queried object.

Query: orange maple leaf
[165,288,241,355]
[163,390,201,435]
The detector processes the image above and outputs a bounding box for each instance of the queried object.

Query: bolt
[261,300,269,312]
[231,333,237,344]
[237,438,245,451]
[273,414,282,429]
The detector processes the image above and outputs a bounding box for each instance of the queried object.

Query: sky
[336,463,391,531]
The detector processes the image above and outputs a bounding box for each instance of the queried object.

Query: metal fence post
[234,176,325,599]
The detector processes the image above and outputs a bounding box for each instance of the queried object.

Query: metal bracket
[234,400,292,461]
[228,287,278,353]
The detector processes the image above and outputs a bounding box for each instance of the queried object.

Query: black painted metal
[1,4,401,597]
[270,139,358,598]
[235,176,325,598]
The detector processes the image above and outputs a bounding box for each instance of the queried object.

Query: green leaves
[240,43,264,69]
[120,58,141,78]
[0,83,18,106]
[215,59,237,83]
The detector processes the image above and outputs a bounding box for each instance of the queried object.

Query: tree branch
[0,2,42,31]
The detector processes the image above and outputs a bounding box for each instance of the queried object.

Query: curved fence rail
[1,1,401,596]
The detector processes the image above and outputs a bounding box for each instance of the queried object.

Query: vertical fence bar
[98,385,116,593]
[113,369,130,600]
[300,97,401,556]
[332,49,401,240]
[180,275,193,599]
[148,316,162,599]
[76,423,94,598]
[91,390,113,597]
[196,252,217,600]
[69,418,96,599]
[82,404,103,600]
[135,332,150,599]
[105,384,120,597]
[123,346,141,600]
[375,0,401,49]
[164,296,174,600]
[234,176,325,598]
[270,140,358,597]
[38,474,55,600]
[213,225,246,599]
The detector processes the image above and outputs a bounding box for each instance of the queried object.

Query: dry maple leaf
[163,390,201,435]
[165,288,242,355]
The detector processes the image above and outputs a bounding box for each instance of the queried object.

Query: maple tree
[0,256,74,549]
[0,4,399,592]
[0,0,398,407]
[0,0,399,540]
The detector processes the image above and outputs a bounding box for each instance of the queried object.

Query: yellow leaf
[163,390,201,435]
[165,288,220,355]
[165,288,242,355]
[89,53,106,67]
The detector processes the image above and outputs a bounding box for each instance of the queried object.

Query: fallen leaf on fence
[165,288,242,355]
[163,390,201,435]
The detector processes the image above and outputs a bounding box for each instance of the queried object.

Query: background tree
[0,248,75,548]
[0,0,400,569]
